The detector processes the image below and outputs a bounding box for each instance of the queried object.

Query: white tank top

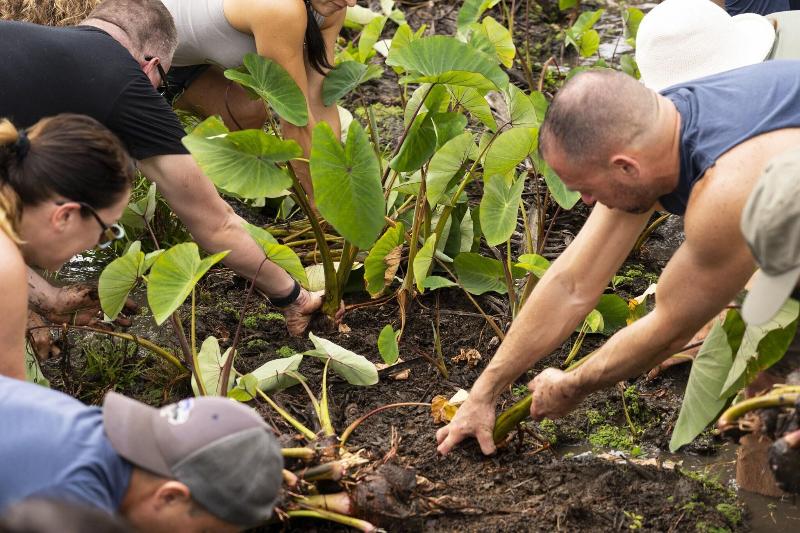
[162,0,324,69]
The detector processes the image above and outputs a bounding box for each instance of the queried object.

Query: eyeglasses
[56,201,126,250]
[144,55,170,97]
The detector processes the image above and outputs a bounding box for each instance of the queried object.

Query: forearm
[471,272,598,401]
[192,206,297,298]
[569,312,690,396]
[26,269,58,312]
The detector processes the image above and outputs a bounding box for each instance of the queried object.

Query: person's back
[0,376,131,513]
[658,60,800,214]
[0,21,185,161]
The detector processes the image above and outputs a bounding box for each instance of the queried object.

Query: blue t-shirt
[726,0,791,15]
[658,60,800,215]
[0,376,132,513]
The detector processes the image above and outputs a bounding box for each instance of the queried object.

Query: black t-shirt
[0,21,188,160]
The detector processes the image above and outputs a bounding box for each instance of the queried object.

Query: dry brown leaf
[383,245,403,285]
[430,395,458,424]
[338,323,351,334]
[451,348,482,367]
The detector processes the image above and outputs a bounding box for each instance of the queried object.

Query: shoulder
[0,234,27,297]
[227,0,308,37]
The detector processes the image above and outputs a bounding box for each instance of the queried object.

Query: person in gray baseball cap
[0,374,283,532]
[741,149,800,325]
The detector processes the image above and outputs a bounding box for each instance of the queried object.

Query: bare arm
[0,242,29,379]
[530,188,757,419]
[437,204,652,454]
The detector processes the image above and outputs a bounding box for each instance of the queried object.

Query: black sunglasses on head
[144,55,170,97]
[56,201,125,250]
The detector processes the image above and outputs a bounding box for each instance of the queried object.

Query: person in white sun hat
[636,0,800,91]
[740,149,800,325]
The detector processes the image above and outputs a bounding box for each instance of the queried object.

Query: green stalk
[492,350,600,443]
[633,213,670,253]
[255,388,317,442]
[299,493,352,515]
[432,130,500,238]
[190,289,197,364]
[286,509,376,533]
[287,370,323,429]
[293,461,346,482]
[400,177,429,294]
[281,447,316,461]
[336,241,359,294]
[563,321,589,367]
[289,178,339,317]
[503,240,518,315]
[187,291,207,396]
[717,392,800,430]
[319,358,336,437]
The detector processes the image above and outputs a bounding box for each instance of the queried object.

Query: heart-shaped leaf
[99,241,145,320]
[311,121,384,249]
[364,223,406,297]
[480,174,525,246]
[147,243,229,325]
[224,53,308,126]
[306,333,379,386]
[191,336,235,396]
[183,116,300,199]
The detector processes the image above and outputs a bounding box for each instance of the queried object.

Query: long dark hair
[304,0,333,74]
[0,114,135,240]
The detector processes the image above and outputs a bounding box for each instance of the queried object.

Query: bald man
[436,61,800,455]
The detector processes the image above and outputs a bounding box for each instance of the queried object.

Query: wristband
[269,280,302,308]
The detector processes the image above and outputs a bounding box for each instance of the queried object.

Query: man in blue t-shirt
[0,376,283,531]
[437,61,800,455]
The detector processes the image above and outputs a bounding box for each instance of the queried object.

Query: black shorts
[164,64,211,104]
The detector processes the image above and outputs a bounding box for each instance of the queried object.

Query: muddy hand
[436,395,497,455]
[528,368,582,420]
[281,289,344,336]
[27,310,60,360]
[44,283,137,327]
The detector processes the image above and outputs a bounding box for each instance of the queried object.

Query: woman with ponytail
[161,0,357,200]
[0,114,134,379]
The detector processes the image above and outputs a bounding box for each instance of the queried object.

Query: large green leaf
[593,294,630,336]
[457,0,501,30]
[311,121,384,249]
[359,15,388,62]
[530,91,549,123]
[506,85,539,128]
[147,243,229,325]
[183,117,299,199]
[475,17,515,68]
[224,53,308,126]
[454,252,508,295]
[230,354,305,400]
[480,174,525,246]
[483,127,537,179]
[413,235,438,293]
[390,112,437,172]
[322,61,384,106]
[378,324,400,365]
[307,333,379,385]
[191,336,235,396]
[364,223,406,297]
[432,112,468,150]
[449,86,497,131]
[242,223,308,287]
[427,132,478,207]
[404,84,450,126]
[99,241,144,320]
[719,299,799,398]
[514,253,550,278]
[534,154,580,210]
[387,35,509,91]
[669,320,735,451]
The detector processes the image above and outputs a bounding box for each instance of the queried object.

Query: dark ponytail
[304,0,333,74]
[0,114,134,237]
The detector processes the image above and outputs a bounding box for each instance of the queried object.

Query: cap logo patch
[160,398,194,425]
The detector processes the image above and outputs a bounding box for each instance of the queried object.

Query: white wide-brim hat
[636,0,776,91]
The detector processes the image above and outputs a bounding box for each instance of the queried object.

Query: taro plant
[564,8,605,58]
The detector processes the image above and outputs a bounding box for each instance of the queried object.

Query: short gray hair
[85,0,177,60]
[539,69,657,164]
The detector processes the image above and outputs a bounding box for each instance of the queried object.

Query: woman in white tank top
[161,0,356,200]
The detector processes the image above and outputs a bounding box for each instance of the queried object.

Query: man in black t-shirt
[0,0,325,340]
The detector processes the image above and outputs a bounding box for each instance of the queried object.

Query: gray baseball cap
[102,392,283,528]
[741,149,800,325]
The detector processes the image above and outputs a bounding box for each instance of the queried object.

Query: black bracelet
[269,280,302,308]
